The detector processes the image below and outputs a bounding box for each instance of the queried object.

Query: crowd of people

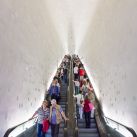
[29,54,96,137]
[29,55,70,137]
[73,55,95,128]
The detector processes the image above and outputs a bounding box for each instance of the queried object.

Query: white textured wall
[78,0,137,133]
[0,0,65,136]
[1,0,137,136]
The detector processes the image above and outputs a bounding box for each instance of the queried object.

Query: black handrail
[64,60,71,137]
[71,59,79,137]
[3,117,37,137]
[104,116,137,137]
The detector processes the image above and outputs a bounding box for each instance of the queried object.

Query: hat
[51,99,56,105]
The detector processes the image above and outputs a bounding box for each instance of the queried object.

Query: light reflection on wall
[47,57,63,90]
[74,0,99,55]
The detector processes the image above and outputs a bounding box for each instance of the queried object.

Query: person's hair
[83,79,87,85]
[85,95,89,100]
[42,100,48,104]
[51,99,57,105]
[53,76,58,80]
[86,79,90,83]
[41,100,48,107]
[79,63,83,68]
[79,90,82,94]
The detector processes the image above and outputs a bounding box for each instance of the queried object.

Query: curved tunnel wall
[0,0,65,136]
[78,0,137,133]
[1,0,137,136]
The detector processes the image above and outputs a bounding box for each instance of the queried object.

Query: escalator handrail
[64,61,71,137]
[83,74,137,136]
[103,115,137,137]
[3,117,37,137]
[77,56,137,137]
[71,59,79,137]
[72,61,78,128]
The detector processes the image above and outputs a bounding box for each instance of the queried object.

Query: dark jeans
[84,111,91,128]
[51,124,59,137]
[75,86,79,95]
[37,123,45,137]
[61,76,64,82]
[74,73,78,80]
[63,74,67,83]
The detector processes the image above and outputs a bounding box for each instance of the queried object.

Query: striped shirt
[36,107,50,124]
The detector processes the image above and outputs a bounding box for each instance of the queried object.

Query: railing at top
[4,117,37,137]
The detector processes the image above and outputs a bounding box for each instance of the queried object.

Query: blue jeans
[51,124,59,137]
[75,86,79,95]
[37,123,45,137]
[63,74,67,83]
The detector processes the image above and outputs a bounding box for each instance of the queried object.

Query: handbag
[42,119,49,133]
[89,102,94,110]
[42,107,50,133]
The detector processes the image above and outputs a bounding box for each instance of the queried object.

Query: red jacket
[83,99,91,112]
[79,69,85,76]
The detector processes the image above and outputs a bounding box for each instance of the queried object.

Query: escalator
[43,83,68,137]
[3,55,137,137]
[3,56,70,137]
[76,106,100,137]
[58,83,68,137]
[72,55,137,137]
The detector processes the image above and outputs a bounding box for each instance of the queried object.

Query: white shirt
[66,58,69,62]
[56,83,60,88]
[74,81,80,87]
[63,58,66,62]
[74,66,78,74]
[61,68,64,74]
[74,94,84,105]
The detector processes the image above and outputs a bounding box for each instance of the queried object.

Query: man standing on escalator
[48,79,60,103]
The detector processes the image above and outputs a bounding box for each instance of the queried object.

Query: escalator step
[78,118,96,123]
[78,133,100,137]
[78,123,97,128]
[79,128,98,133]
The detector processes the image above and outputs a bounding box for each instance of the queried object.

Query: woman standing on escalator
[83,96,92,128]
[29,100,50,137]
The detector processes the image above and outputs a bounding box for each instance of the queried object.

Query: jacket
[49,105,63,124]
[83,99,91,112]
[49,85,59,96]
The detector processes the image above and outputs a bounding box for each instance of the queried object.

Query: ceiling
[44,0,100,53]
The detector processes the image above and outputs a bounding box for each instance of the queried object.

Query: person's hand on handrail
[28,112,37,121]
[60,109,69,122]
